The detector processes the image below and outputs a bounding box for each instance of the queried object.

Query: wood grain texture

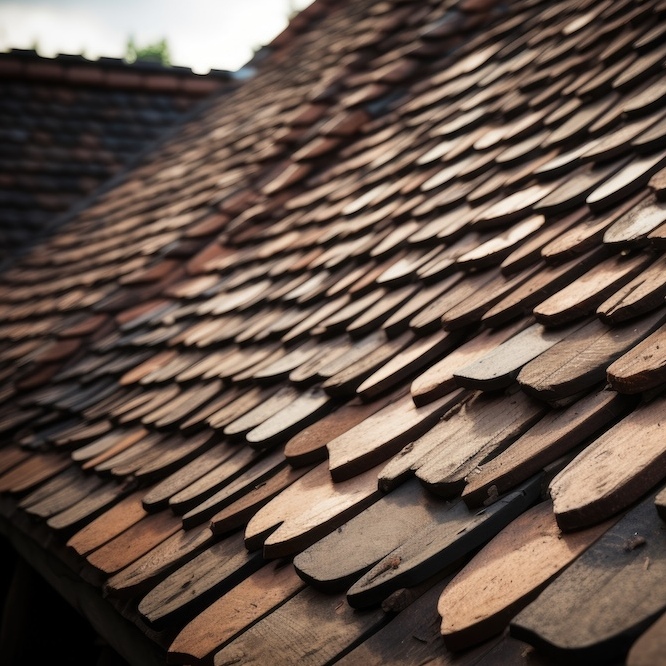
[453,321,584,391]
[549,393,666,531]
[517,309,666,402]
[607,323,666,393]
[212,585,386,666]
[532,251,651,327]
[141,443,241,512]
[511,488,666,662]
[104,524,214,599]
[328,390,465,482]
[410,320,528,406]
[210,463,315,536]
[85,510,182,576]
[138,531,263,629]
[462,389,634,508]
[437,500,613,651]
[293,478,452,593]
[65,487,150,557]
[597,253,666,324]
[168,561,305,664]
[0,451,71,494]
[347,476,542,610]
[284,393,397,466]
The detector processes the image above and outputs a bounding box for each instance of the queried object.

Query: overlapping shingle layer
[0,49,233,265]
[1,0,666,663]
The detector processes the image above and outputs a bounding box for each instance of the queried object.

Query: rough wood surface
[66,488,150,557]
[138,531,264,630]
[293,478,452,593]
[415,390,547,498]
[607,323,666,393]
[462,389,633,507]
[104,524,214,599]
[327,390,465,482]
[284,393,397,466]
[453,321,584,391]
[517,309,666,402]
[168,561,306,665]
[244,461,382,556]
[549,393,666,531]
[511,488,666,662]
[212,585,387,666]
[437,500,613,651]
[410,321,527,406]
[84,510,182,576]
[347,476,542,610]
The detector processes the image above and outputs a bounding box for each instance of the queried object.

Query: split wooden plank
[245,386,335,450]
[549,393,666,531]
[517,309,666,402]
[243,461,382,557]
[336,576,503,666]
[597,253,666,324]
[46,480,131,533]
[321,329,415,398]
[22,472,104,519]
[180,449,286,528]
[437,500,614,651]
[626,611,666,666]
[481,247,607,328]
[453,321,584,391]
[140,443,241,512]
[284,392,399,467]
[137,531,264,630]
[511,488,666,662]
[168,561,306,665]
[293,478,453,593]
[415,390,547,498]
[410,320,528,406]
[104,524,214,599]
[67,488,151,557]
[356,329,466,401]
[209,463,315,536]
[532,251,652,327]
[212,585,387,666]
[327,390,466,482]
[84,509,183,576]
[167,445,261,515]
[462,388,634,508]
[0,451,72,494]
[607,323,666,393]
[346,476,542,609]
[604,196,666,246]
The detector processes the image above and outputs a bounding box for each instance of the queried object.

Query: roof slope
[0,49,233,265]
[1,0,666,664]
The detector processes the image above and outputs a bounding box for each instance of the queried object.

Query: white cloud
[0,0,312,72]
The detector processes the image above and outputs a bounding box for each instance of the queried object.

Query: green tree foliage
[125,36,171,65]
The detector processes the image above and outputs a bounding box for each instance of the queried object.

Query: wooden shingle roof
[1,0,666,664]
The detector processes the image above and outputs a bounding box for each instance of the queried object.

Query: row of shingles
[385,0,666,659]
[175,0,588,664]
[0,76,203,263]
[0,68,263,534]
[237,0,666,660]
[97,0,520,660]
[55,0,426,652]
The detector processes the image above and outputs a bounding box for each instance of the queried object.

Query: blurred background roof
[0,0,314,73]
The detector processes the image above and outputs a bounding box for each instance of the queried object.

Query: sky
[0,0,313,73]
